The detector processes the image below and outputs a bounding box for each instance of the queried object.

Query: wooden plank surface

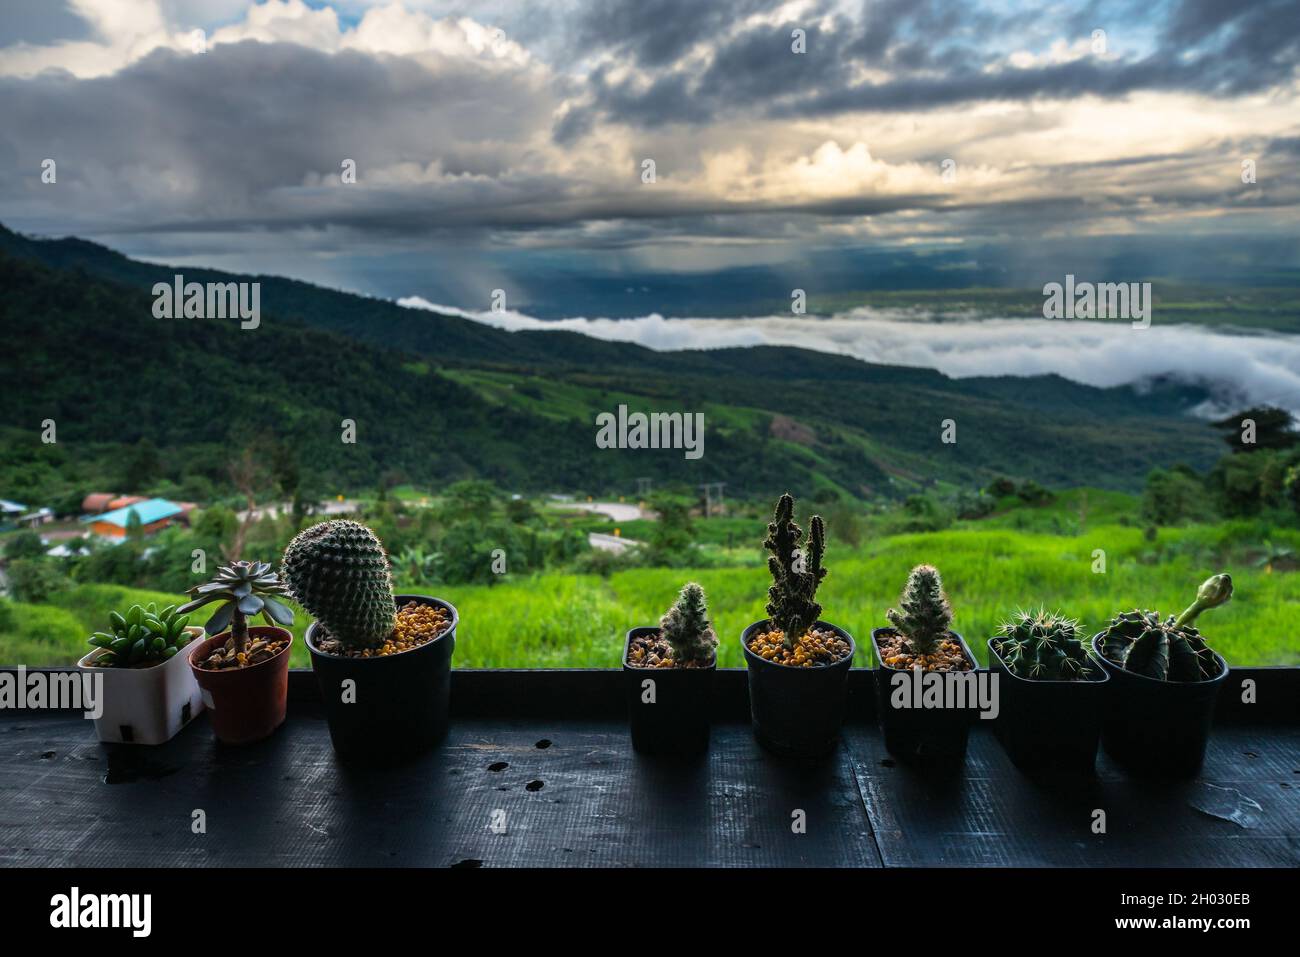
[0,711,879,868]
[0,670,1295,868]
[848,724,1300,867]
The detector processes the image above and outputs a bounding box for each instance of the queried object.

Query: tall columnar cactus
[282,520,396,649]
[995,608,1090,681]
[886,564,952,657]
[763,493,827,649]
[659,582,718,664]
[1099,573,1233,682]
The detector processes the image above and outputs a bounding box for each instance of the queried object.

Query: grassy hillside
[0,225,1224,503]
[7,512,1294,669]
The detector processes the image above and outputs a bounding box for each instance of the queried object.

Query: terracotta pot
[188,626,293,745]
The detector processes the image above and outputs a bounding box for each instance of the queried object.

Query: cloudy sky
[1,0,1298,308]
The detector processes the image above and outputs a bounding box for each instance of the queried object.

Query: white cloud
[398,297,1300,416]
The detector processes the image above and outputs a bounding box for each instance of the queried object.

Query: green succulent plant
[178,560,295,662]
[763,493,827,649]
[87,602,194,668]
[281,520,396,649]
[659,582,718,664]
[886,564,952,657]
[1098,573,1233,682]
[994,608,1092,681]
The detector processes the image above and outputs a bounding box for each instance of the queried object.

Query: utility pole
[699,482,725,518]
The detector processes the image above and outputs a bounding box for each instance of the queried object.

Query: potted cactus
[870,564,977,765]
[1093,573,1233,777]
[179,560,295,745]
[283,520,457,765]
[623,582,718,756]
[77,603,204,744]
[988,609,1109,773]
[740,493,854,758]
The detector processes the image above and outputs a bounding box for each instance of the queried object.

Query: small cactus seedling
[282,520,396,649]
[659,582,718,665]
[1098,573,1233,682]
[179,560,295,663]
[994,608,1091,681]
[886,564,952,658]
[87,603,194,668]
[763,492,827,649]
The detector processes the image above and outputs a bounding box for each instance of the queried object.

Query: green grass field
[4,507,1295,669]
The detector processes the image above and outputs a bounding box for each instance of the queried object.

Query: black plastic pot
[1092,633,1229,778]
[740,619,855,759]
[622,627,715,757]
[870,628,978,766]
[987,637,1109,773]
[305,594,457,766]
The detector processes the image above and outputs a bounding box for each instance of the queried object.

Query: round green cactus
[994,608,1090,681]
[282,520,396,649]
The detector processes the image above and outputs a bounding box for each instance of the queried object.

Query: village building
[85,498,184,539]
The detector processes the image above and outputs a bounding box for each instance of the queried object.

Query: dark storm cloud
[575,0,775,68]
[0,38,557,232]
[560,0,1300,131]
[0,0,90,47]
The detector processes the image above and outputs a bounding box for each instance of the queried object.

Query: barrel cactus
[886,564,952,657]
[763,493,827,649]
[1098,573,1233,682]
[282,520,396,649]
[659,582,718,664]
[994,608,1090,680]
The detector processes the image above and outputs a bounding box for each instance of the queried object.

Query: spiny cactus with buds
[1099,573,1233,682]
[994,608,1091,681]
[763,493,827,649]
[886,564,952,657]
[659,582,718,664]
[282,520,396,649]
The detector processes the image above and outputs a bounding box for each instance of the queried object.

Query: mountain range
[0,224,1224,502]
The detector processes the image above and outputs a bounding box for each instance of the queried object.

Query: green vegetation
[85,602,193,668]
[0,229,1232,507]
[3,510,1297,668]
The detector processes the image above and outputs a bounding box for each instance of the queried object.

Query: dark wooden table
[2,670,1296,868]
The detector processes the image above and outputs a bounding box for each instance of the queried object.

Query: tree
[645,492,696,565]
[6,557,68,602]
[1214,406,1299,454]
[1141,466,1212,526]
[3,529,47,561]
[123,437,161,491]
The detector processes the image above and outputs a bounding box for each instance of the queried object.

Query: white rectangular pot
[76,626,206,745]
